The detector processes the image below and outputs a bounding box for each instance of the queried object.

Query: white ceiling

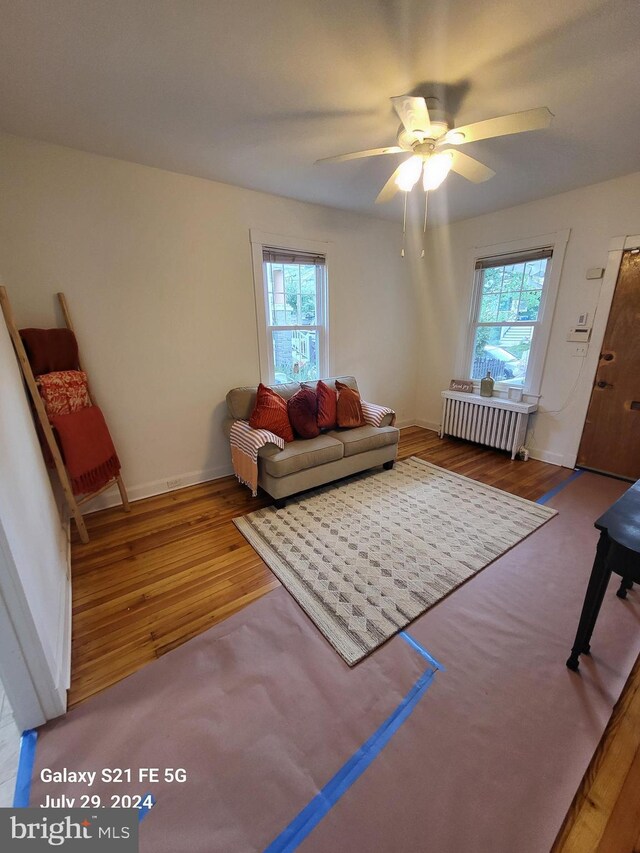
[1,0,639,223]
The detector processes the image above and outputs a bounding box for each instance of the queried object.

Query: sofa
[224,376,399,505]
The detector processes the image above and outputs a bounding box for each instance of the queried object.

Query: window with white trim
[468,247,553,390]
[259,246,328,384]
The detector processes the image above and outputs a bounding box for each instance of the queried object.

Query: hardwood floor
[69,476,278,707]
[69,427,573,706]
[69,426,638,850]
[552,656,640,853]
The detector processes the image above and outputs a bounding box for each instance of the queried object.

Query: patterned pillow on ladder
[36,370,91,418]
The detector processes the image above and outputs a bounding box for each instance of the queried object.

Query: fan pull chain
[421,191,429,258]
[400,191,408,257]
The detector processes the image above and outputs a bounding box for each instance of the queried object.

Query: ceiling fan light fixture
[446,130,466,144]
[395,155,423,192]
[422,151,453,190]
[428,120,450,139]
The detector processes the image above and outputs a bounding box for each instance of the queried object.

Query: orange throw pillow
[315,380,337,430]
[249,384,294,443]
[335,380,365,428]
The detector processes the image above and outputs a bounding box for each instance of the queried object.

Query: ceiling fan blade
[447,107,553,145]
[449,150,495,183]
[375,165,404,204]
[391,95,430,136]
[315,146,402,164]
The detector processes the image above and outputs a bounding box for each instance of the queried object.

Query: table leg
[566,532,611,671]
[616,577,634,599]
[581,564,612,655]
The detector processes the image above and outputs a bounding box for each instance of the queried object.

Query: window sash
[474,320,540,328]
[474,247,553,270]
[264,259,324,328]
[468,253,553,389]
[267,326,323,384]
[265,324,323,332]
[261,256,327,383]
[262,247,326,266]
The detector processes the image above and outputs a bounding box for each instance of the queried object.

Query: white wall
[415,171,640,466]
[3,130,637,491]
[0,133,418,506]
[0,316,69,727]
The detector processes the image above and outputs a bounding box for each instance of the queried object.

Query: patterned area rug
[234,458,557,664]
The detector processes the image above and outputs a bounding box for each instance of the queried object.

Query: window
[255,244,328,384]
[468,248,553,390]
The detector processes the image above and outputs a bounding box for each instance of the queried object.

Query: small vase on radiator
[480,370,494,398]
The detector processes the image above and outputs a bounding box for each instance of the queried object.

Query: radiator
[440,391,537,460]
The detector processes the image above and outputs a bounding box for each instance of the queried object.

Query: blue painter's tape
[264,666,438,853]
[537,469,584,505]
[13,729,38,808]
[138,792,156,822]
[399,631,445,671]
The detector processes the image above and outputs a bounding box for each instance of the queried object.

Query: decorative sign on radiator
[449,379,474,393]
[440,390,538,460]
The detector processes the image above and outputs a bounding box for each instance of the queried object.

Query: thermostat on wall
[567,327,592,342]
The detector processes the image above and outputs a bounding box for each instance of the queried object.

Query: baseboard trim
[528,447,565,467]
[82,463,235,513]
[86,420,562,515]
[407,422,567,467]
[85,422,440,513]
[395,418,419,429]
[412,419,441,433]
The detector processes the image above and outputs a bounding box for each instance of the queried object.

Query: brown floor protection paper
[28,472,640,852]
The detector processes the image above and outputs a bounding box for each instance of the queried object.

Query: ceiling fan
[316,96,554,203]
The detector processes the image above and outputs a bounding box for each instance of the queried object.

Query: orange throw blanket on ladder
[51,406,121,496]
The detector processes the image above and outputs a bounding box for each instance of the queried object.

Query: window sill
[467,381,540,404]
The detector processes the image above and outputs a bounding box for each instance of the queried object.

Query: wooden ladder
[0,287,130,544]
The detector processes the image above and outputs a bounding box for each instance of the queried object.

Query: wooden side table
[566,480,640,671]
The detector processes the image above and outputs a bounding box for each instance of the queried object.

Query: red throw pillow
[287,387,320,439]
[335,380,365,428]
[249,384,294,443]
[315,380,337,430]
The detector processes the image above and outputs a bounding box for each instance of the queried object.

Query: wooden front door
[577,249,640,480]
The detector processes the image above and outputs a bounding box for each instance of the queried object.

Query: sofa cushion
[287,387,320,439]
[249,384,294,443]
[327,425,399,458]
[259,435,344,478]
[227,381,301,420]
[335,379,365,428]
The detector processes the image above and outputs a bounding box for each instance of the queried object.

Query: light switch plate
[586,267,604,279]
[571,344,589,357]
